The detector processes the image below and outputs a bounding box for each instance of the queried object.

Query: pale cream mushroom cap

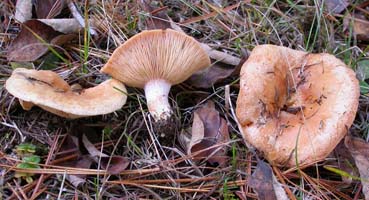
[5,68,127,119]
[101,29,211,88]
[236,45,359,167]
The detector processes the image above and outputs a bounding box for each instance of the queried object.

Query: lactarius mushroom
[5,68,127,118]
[101,29,210,122]
[236,45,359,167]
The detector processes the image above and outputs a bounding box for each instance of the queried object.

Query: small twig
[7,174,52,200]
[0,121,25,142]
[57,171,67,200]
[13,179,29,200]
[201,43,241,66]
[0,159,161,175]
[7,182,23,200]
[126,183,210,193]
[29,186,47,200]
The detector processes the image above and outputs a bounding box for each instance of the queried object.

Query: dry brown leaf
[82,134,129,174]
[57,135,93,187]
[324,0,348,14]
[64,157,93,187]
[345,136,369,199]
[58,134,79,154]
[138,0,170,30]
[187,62,236,88]
[187,51,247,88]
[344,14,369,41]
[99,156,130,175]
[50,33,76,46]
[35,0,65,18]
[185,101,229,165]
[6,20,69,61]
[15,0,32,23]
[333,141,357,185]
[38,18,84,34]
[248,160,288,200]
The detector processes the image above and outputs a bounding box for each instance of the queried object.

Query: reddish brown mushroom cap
[236,45,359,167]
[5,68,127,118]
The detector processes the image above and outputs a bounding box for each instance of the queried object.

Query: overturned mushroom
[5,68,127,118]
[236,45,359,167]
[101,29,211,122]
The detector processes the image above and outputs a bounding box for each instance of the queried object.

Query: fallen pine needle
[107,176,216,185]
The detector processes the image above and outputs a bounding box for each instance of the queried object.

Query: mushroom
[236,45,359,167]
[101,29,211,122]
[5,68,127,118]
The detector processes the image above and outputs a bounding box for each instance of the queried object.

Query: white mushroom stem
[144,79,172,121]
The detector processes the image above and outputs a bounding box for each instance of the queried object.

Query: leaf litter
[6,20,73,62]
[248,159,288,200]
[345,136,369,200]
[2,1,369,199]
[179,100,229,166]
[82,134,129,174]
[34,0,66,19]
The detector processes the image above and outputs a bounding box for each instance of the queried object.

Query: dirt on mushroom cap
[236,45,360,167]
[5,68,127,118]
[100,29,211,88]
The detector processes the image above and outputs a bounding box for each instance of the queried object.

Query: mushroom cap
[5,68,127,118]
[236,45,359,167]
[100,29,211,88]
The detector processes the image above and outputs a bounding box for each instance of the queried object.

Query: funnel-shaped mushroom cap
[100,29,211,88]
[236,45,359,167]
[5,68,127,119]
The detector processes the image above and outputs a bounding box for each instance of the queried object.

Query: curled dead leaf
[248,160,288,200]
[187,49,247,88]
[64,157,93,187]
[15,0,32,23]
[7,20,72,62]
[324,0,348,14]
[99,156,130,175]
[187,62,235,88]
[82,134,129,174]
[57,135,93,187]
[181,101,229,166]
[333,141,357,185]
[35,0,65,19]
[344,14,369,41]
[38,18,85,34]
[345,136,369,199]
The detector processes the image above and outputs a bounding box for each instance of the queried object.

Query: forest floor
[1,0,369,199]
